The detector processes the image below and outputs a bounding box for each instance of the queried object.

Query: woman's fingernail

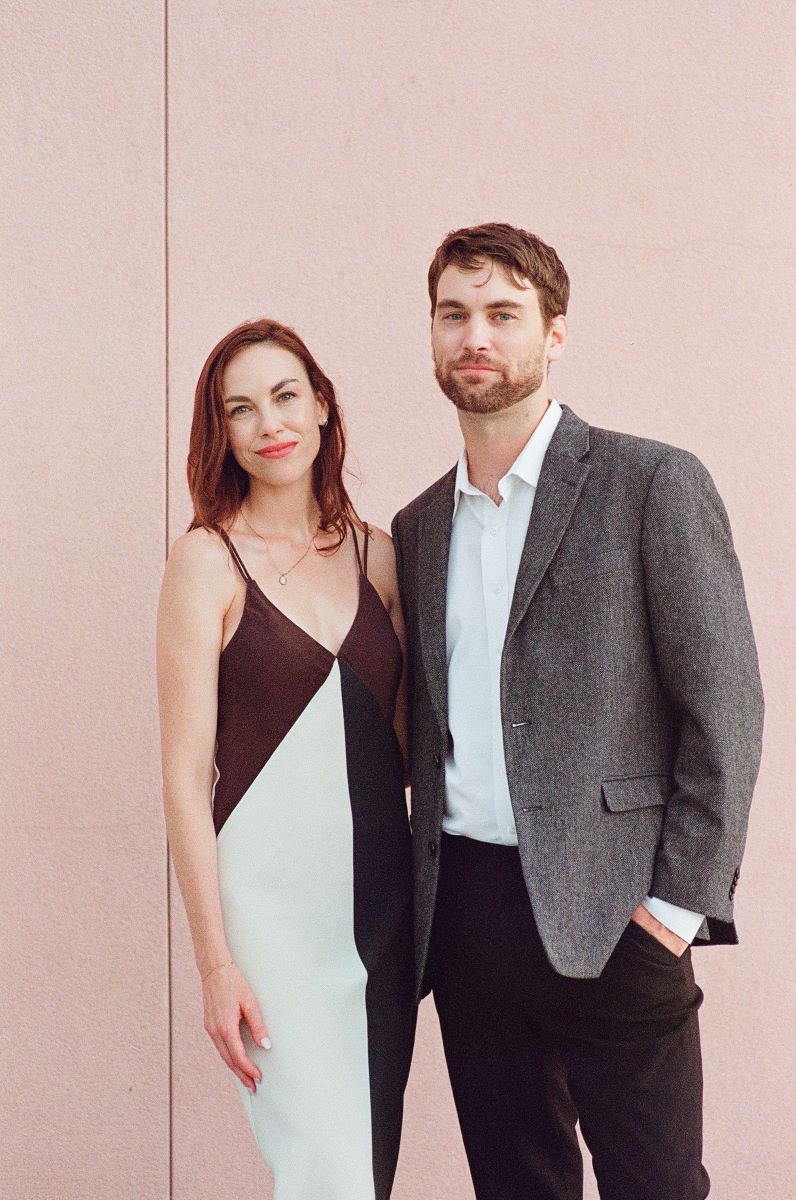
[260,1037,271,1049]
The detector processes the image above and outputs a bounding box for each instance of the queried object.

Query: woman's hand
[202,964,271,1093]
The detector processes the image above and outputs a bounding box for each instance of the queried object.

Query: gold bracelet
[201,959,235,983]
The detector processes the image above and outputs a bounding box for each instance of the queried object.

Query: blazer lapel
[418,469,456,738]
[505,404,591,644]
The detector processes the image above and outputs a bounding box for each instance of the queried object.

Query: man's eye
[494,313,516,321]
[443,313,464,321]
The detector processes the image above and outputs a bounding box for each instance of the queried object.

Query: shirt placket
[479,490,514,839]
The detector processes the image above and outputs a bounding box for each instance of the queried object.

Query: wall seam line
[164,0,173,1196]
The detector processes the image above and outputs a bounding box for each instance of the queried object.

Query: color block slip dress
[212,524,415,1200]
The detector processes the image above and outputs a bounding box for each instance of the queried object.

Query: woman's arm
[366,526,410,785]
[156,528,267,1092]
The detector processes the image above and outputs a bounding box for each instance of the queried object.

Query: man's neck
[459,393,552,503]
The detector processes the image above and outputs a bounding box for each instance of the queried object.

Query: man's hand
[630,903,689,957]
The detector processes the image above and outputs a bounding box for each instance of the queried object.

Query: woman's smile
[254,441,299,459]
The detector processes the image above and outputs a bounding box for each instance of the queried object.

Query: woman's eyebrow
[223,378,301,403]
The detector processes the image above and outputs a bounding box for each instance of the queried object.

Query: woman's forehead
[222,342,308,394]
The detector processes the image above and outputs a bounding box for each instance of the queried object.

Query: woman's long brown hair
[187,319,363,549]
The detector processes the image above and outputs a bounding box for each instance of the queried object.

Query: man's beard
[434,347,547,414]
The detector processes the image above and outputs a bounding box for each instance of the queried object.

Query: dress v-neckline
[246,570,366,661]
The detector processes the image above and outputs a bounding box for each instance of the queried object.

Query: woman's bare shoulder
[362,523,398,586]
[164,526,237,592]
[363,523,395,558]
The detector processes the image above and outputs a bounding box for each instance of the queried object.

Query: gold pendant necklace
[239,509,317,585]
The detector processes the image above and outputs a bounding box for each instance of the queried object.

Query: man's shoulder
[393,465,457,532]
[582,412,706,482]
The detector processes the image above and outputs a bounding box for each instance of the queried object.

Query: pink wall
[1,3,169,1196]
[3,2,794,1196]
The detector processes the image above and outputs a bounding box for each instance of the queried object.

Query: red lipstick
[255,441,299,459]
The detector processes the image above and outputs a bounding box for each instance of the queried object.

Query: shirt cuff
[642,895,705,944]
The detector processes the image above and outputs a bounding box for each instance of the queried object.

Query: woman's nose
[258,407,283,436]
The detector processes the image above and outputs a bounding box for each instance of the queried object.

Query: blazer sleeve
[640,448,764,929]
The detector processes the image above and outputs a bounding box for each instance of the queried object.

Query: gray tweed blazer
[391,404,764,994]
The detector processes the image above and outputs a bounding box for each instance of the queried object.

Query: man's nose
[460,316,491,354]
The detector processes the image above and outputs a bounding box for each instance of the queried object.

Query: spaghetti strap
[217,527,252,583]
[351,520,365,576]
[362,522,370,578]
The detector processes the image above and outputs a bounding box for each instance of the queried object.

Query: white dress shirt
[443,398,704,944]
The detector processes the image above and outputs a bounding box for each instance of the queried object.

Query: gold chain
[239,508,318,585]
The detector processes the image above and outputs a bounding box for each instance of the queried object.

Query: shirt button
[489,525,499,536]
[494,581,504,594]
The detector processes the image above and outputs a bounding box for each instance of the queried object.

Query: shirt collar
[452,398,563,517]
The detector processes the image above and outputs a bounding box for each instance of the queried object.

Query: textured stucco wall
[2,2,794,1197]
[0,3,168,1197]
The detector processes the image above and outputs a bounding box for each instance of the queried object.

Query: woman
[156,319,416,1199]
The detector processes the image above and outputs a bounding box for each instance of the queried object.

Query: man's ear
[546,314,569,364]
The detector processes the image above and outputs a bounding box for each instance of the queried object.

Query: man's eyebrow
[223,377,300,403]
[436,299,525,311]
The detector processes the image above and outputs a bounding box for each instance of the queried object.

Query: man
[391,223,764,1199]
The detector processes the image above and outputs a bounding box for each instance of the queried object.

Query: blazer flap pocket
[602,774,673,812]
[551,544,632,585]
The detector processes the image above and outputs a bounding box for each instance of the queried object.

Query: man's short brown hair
[428,222,570,331]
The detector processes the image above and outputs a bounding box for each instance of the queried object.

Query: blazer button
[428,839,438,857]
[433,753,442,769]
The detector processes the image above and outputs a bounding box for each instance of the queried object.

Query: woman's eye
[276,391,297,402]
[229,405,251,417]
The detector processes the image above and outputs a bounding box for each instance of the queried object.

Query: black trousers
[429,833,710,1200]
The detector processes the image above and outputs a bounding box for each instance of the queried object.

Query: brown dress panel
[339,576,402,728]
[212,584,334,836]
[211,526,402,836]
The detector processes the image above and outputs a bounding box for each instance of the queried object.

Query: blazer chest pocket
[601,774,674,812]
[550,544,633,587]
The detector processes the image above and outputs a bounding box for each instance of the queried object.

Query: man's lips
[255,441,298,458]
[455,364,498,372]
